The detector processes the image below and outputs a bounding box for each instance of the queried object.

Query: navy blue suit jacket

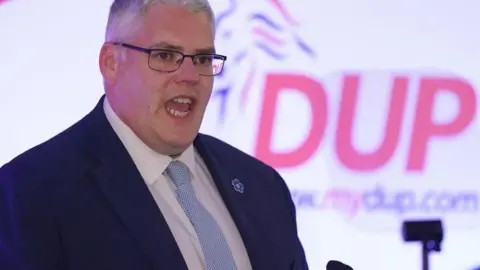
[0,97,308,270]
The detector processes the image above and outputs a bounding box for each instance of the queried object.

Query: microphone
[326,260,354,270]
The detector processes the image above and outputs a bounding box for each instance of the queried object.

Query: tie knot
[166,160,191,187]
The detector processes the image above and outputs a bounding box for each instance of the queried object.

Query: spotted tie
[166,160,237,270]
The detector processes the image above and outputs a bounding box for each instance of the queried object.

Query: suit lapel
[194,135,263,269]
[84,97,188,270]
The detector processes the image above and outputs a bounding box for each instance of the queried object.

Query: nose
[176,57,200,82]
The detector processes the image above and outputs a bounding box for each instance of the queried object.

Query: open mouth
[165,96,195,118]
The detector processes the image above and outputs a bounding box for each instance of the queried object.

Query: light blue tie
[166,160,237,270]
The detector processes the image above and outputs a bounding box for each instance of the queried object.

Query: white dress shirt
[103,98,252,270]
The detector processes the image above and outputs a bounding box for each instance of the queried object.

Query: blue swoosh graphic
[255,42,286,60]
[249,13,285,32]
[234,51,248,62]
[295,35,316,57]
[215,0,237,29]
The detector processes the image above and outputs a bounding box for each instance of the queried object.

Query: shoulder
[0,118,92,208]
[196,133,273,174]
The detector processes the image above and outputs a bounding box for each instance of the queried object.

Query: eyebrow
[150,42,216,54]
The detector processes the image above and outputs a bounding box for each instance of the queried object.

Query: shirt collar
[103,96,196,185]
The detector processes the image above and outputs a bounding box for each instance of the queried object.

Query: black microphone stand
[421,239,440,270]
[422,241,429,270]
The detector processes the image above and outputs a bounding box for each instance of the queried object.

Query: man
[0,0,308,269]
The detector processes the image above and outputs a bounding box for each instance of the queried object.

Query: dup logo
[212,0,480,231]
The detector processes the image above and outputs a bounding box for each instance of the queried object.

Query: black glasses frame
[113,42,227,76]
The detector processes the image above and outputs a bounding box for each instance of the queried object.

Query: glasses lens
[149,50,184,72]
[194,55,225,76]
[211,58,225,75]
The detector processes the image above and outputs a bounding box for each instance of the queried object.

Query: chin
[153,114,201,153]
[162,134,196,153]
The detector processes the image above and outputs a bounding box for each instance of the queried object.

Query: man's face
[102,4,216,155]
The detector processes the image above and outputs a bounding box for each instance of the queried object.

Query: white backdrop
[1,0,480,269]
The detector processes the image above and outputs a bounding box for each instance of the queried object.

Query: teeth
[173,97,192,104]
[167,108,189,117]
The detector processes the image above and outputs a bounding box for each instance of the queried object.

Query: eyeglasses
[113,43,227,76]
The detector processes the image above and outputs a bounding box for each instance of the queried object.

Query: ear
[99,43,120,85]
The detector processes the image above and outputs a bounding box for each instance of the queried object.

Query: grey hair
[105,0,216,42]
